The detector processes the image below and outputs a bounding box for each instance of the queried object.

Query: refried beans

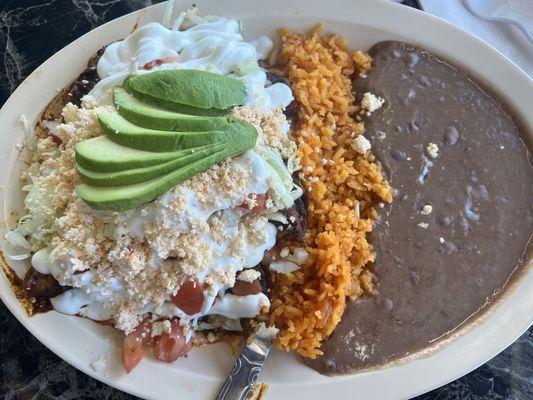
[307,41,533,375]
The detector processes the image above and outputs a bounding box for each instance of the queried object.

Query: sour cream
[89,13,292,111]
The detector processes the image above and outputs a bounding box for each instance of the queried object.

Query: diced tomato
[122,320,152,373]
[232,279,262,296]
[142,56,178,70]
[153,320,190,362]
[240,194,267,212]
[170,280,205,315]
[161,56,178,64]
[50,134,62,145]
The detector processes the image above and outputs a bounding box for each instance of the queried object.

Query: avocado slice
[124,80,227,116]
[125,69,245,111]
[100,112,257,152]
[76,136,220,172]
[76,144,225,186]
[77,147,244,211]
[113,86,233,131]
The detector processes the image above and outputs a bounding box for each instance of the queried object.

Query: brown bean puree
[307,41,533,375]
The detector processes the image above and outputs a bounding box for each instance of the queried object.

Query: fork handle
[215,340,272,400]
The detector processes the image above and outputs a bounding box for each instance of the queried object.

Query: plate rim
[0,1,532,399]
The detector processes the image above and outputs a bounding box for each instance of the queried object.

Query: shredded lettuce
[163,0,176,28]
[14,164,57,251]
[186,9,207,26]
[18,113,37,155]
[4,114,59,255]
[1,230,32,260]
[172,11,186,31]
[259,211,288,224]
[102,223,114,238]
[254,145,302,211]
[236,59,259,76]
[287,150,301,174]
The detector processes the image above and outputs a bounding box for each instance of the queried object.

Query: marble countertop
[0,1,531,399]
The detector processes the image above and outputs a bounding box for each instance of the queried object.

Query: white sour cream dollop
[89,14,292,111]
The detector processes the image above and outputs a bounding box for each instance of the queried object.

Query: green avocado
[125,69,246,111]
[100,112,257,152]
[113,86,233,131]
[124,79,227,116]
[76,136,219,172]
[75,68,255,211]
[76,144,224,186]
[77,147,244,211]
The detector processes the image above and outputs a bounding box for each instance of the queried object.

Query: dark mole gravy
[307,41,533,375]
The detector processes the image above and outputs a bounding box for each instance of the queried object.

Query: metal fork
[215,324,279,400]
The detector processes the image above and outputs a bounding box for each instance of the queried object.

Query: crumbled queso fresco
[33,105,291,333]
[360,92,385,115]
[351,134,372,155]
[426,142,439,159]
[421,204,433,215]
[237,269,261,283]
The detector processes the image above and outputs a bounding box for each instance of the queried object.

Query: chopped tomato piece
[122,320,152,373]
[153,320,190,362]
[50,134,62,145]
[232,279,262,296]
[142,56,178,70]
[171,280,205,315]
[240,194,267,211]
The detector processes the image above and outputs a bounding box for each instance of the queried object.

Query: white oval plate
[1,1,532,399]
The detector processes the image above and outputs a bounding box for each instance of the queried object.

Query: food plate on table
[0,1,531,399]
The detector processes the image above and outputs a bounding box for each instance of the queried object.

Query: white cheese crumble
[269,260,300,274]
[351,134,372,155]
[286,247,309,265]
[426,143,439,159]
[361,92,385,114]
[256,322,279,339]
[237,269,261,283]
[231,105,296,159]
[151,319,172,337]
[421,205,433,215]
[417,222,429,229]
[280,247,290,258]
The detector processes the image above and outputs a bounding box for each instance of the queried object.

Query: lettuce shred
[254,145,302,212]
[13,162,57,252]
[236,60,259,76]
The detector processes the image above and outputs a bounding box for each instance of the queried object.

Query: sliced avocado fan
[100,112,257,153]
[75,68,256,212]
[123,78,227,116]
[76,144,225,186]
[76,136,219,172]
[76,145,246,211]
[125,69,246,111]
[114,87,233,131]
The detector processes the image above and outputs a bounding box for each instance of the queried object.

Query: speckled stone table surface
[0,1,531,399]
